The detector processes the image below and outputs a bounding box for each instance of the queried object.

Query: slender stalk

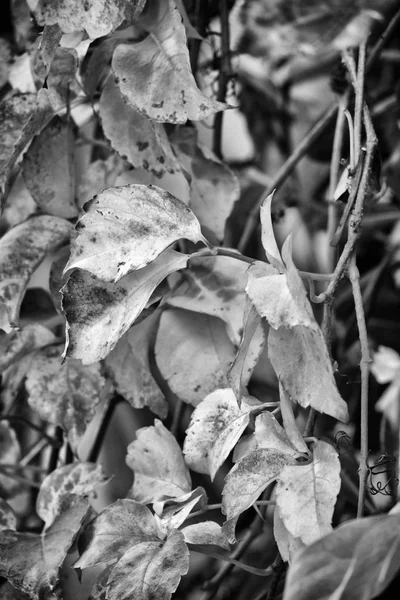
[0,415,62,448]
[170,398,184,438]
[47,426,64,474]
[87,395,119,463]
[354,40,367,164]
[213,0,231,158]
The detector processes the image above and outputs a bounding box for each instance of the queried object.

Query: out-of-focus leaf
[37,463,109,529]
[0,354,34,413]
[45,47,79,104]
[182,521,230,550]
[106,529,189,600]
[76,154,126,208]
[371,346,400,384]
[154,487,206,536]
[283,512,400,600]
[171,128,239,241]
[0,498,17,532]
[155,308,236,406]
[63,249,189,363]
[126,419,191,504]
[279,383,309,454]
[1,173,38,230]
[112,0,227,123]
[114,164,191,205]
[276,441,340,545]
[183,388,252,479]
[25,344,106,451]
[22,118,77,218]
[273,507,304,564]
[65,184,206,282]
[0,215,72,332]
[0,422,21,498]
[0,495,88,599]
[0,324,57,373]
[34,0,146,39]
[75,499,160,569]
[100,77,181,178]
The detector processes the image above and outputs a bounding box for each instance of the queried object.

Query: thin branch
[0,465,41,489]
[87,395,120,463]
[170,397,184,438]
[213,0,231,158]
[354,40,367,164]
[0,415,63,449]
[366,7,400,70]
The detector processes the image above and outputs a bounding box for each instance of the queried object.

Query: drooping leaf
[279,382,309,454]
[65,184,206,282]
[254,411,301,459]
[75,499,160,570]
[182,521,230,550]
[37,463,109,529]
[260,193,284,271]
[155,308,236,406]
[34,0,146,39]
[0,324,57,373]
[112,0,227,124]
[99,77,180,178]
[0,422,21,498]
[183,388,252,479]
[276,441,341,545]
[171,128,239,241]
[105,314,167,418]
[126,419,191,504]
[106,529,189,600]
[0,498,17,532]
[63,249,189,363]
[283,512,400,600]
[0,495,88,599]
[22,117,77,218]
[153,487,206,537]
[273,507,305,564]
[0,215,72,332]
[25,344,106,451]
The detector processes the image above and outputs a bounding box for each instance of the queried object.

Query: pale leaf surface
[260,193,284,271]
[65,184,205,282]
[182,521,230,550]
[112,0,227,123]
[273,507,305,564]
[75,499,159,569]
[153,487,206,537]
[0,215,72,332]
[371,345,400,384]
[254,412,301,458]
[0,324,57,373]
[126,419,191,504]
[76,154,126,208]
[276,441,340,545]
[106,529,189,600]
[183,388,251,479]
[0,498,16,532]
[0,422,21,498]
[281,236,316,325]
[279,383,309,454]
[63,249,189,363]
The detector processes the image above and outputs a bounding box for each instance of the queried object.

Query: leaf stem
[87,395,120,463]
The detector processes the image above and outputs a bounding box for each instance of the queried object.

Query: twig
[20,438,48,467]
[354,40,367,164]
[47,426,64,474]
[348,255,371,518]
[366,7,400,70]
[170,397,184,438]
[0,465,41,489]
[87,395,120,463]
[0,415,63,449]
[213,0,231,158]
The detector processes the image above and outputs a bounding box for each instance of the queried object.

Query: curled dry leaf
[0,498,17,532]
[100,76,180,178]
[63,249,189,364]
[183,388,253,479]
[126,419,191,504]
[0,324,57,373]
[65,184,206,283]
[0,215,72,332]
[112,0,227,123]
[153,487,207,537]
[276,441,341,545]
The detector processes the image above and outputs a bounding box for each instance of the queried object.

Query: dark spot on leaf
[137,141,149,151]
[152,101,164,108]
[142,160,149,170]
[157,156,165,164]
[90,236,97,243]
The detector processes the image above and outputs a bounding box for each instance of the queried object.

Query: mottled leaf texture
[106,529,189,600]
[22,118,77,218]
[171,128,239,241]
[65,184,206,282]
[75,499,160,570]
[154,487,206,537]
[222,449,292,542]
[126,419,191,504]
[0,215,72,332]
[273,507,305,564]
[0,324,57,373]
[276,441,341,545]
[34,0,146,39]
[268,326,349,422]
[100,77,180,178]
[63,249,189,364]
[105,316,167,418]
[0,495,88,599]
[184,388,252,479]
[0,421,21,499]
[283,513,400,600]
[182,521,230,550]
[25,345,105,451]
[155,308,236,406]
[260,193,285,271]
[0,499,17,532]
[112,0,227,123]
[37,463,108,528]
[254,412,301,459]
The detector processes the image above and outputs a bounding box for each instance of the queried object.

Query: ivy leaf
[276,441,341,545]
[183,388,252,479]
[99,77,181,178]
[112,0,227,124]
[153,487,207,537]
[0,495,88,599]
[0,498,16,532]
[65,184,206,283]
[75,499,160,570]
[126,419,191,504]
[171,128,239,241]
[22,117,77,218]
[155,309,236,406]
[182,521,230,550]
[63,249,189,364]
[0,422,21,498]
[222,449,292,542]
[37,463,109,529]
[283,512,400,600]
[0,324,57,373]
[0,215,72,332]
[34,0,146,39]
[25,345,106,452]
[254,412,302,459]
[106,529,189,600]
[105,315,167,419]
[273,507,305,564]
